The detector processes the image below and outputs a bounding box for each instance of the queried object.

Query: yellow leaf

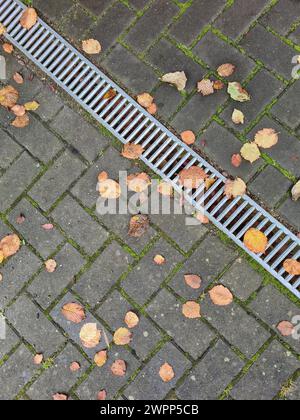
[79,323,101,349]
[24,101,40,111]
[244,228,268,254]
[182,301,201,319]
[94,350,107,367]
[240,143,261,163]
[283,259,300,276]
[254,128,279,149]
[82,39,102,55]
[224,178,246,199]
[113,327,132,346]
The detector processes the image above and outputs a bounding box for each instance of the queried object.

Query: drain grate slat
[1,0,300,299]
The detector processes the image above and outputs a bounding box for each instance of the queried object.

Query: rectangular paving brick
[177,340,244,400]
[35,0,74,22]
[147,289,216,359]
[0,247,41,309]
[124,342,191,400]
[29,150,86,211]
[170,0,226,46]
[27,343,90,400]
[8,198,64,259]
[152,83,183,121]
[130,0,150,10]
[239,24,297,80]
[97,290,162,361]
[231,340,299,400]
[0,324,20,360]
[278,197,300,231]
[28,243,85,310]
[34,89,64,122]
[260,0,300,35]
[62,5,95,41]
[6,296,65,357]
[79,0,111,15]
[51,195,109,255]
[0,152,41,212]
[0,130,22,170]
[290,26,300,45]
[125,0,178,52]
[271,82,300,130]
[73,242,133,307]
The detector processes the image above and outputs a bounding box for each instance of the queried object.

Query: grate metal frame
[1,0,300,298]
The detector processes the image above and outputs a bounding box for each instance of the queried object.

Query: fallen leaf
[0,85,19,108]
[11,105,26,117]
[61,302,86,324]
[137,93,153,108]
[80,323,101,349]
[205,178,216,190]
[184,274,202,289]
[13,72,24,85]
[2,43,13,54]
[244,228,268,254]
[111,359,126,377]
[24,101,40,111]
[11,113,30,128]
[121,143,144,160]
[154,254,166,265]
[94,350,107,367]
[228,82,250,102]
[161,71,187,91]
[0,24,6,35]
[209,285,233,306]
[179,166,208,189]
[254,128,278,149]
[128,214,150,238]
[125,311,139,329]
[283,259,300,276]
[33,354,43,365]
[99,179,121,199]
[197,79,214,96]
[195,212,210,224]
[213,80,225,90]
[45,259,57,273]
[20,8,38,30]
[157,182,173,197]
[181,130,196,145]
[114,327,132,345]
[97,390,107,400]
[147,103,157,115]
[70,361,81,372]
[0,234,21,258]
[159,363,175,383]
[277,321,295,337]
[240,143,261,163]
[0,252,4,264]
[182,301,201,319]
[16,213,26,224]
[82,39,102,55]
[224,178,246,199]
[231,154,242,168]
[103,89,117,100]
[217,63,236,78]
[53,393,68,401]
[97,171,108,183]
[292,181,300,201]
[232,109,245,125]
[42,223,54,230]
[127,173,151,192]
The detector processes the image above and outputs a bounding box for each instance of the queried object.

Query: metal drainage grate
[1,0,300,299]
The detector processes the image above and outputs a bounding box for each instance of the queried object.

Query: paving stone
[8,198,64,259]
[249,166,292,209]
[28,244,85,310]
[193,31,255,82]
[32,88,64,122]
[0,130,22,170]
[0,247,41,310]
[35,0,74,22]
[0,220,11,237]
[102,44,158,94]
[202,297,270,358]
[286,377,300,400]
[260,0,300,35]
[171,90,227,134]
[153,83,183,121]
[89,3,135,53]
[271,82,300,130]
[231,340,299,400]
[147,38,204,91]
[290,26,300,45]
[125,0,178,53]
[0,152,41,212]
[51,195,109,255]
[79,0,111,15]
[147,289,216,359]
[177,340,244,400]
[130,0,150,10]
[8,116,63,164]
[124,342,191,400]
[214,0,269,39]
[62,5,95,41]
[75,346,140,400]
[169,0,226,46]
[122,239,182,305]
[221,69,284,132]
[50,292,112,359]
[248,116,300,178]
[73,242,133,307]
[0,345,39,400]
[278,197,300,230]
[97,290,162,360]
[250,285,300,353]
[198,122,263,181]
[27,343,90,400]
[239,24,297,80]
[220,258,263,301]
[169,234,236,300]
[0,324,20,360]
[51,107,108,163]
[6,296,65,357]
[29,150,86,211]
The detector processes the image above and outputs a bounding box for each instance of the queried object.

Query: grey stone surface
[152,83,183,121]
[286,377,300,400]
[0,130,22,170]
[279,197,300,230]
[79,0,111,15]
[260,0,300,35]
[35,0,74,21]
[0,324,20,360]
[271,82,300,130]
[34,89,64,122]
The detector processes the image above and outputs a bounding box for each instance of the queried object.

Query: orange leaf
[137,93,153,108]
[11,105,26,117]
[0,234,21,258]
[283,259,300,276]
[184,274,202,289]
[98,179,121,199]
[127,173,151,192]
[128,214,149,238]
[244,228,268,254]
[125,311,139,329]
[2,43,13,54]
[277,321,295,337]
[53,393,68,401]
[217,63,236,78]
[45,259,57,273]
[209,285,233,306]
[231,154,242,168]
[94,350,107,367]
[61,302,86,324]
[20,8,38,30]
[33,354,43,365]
[13,72,24,85]
[0,85,19,108]
[147,103,157,115]
[70,361,81,372]
[179,166,208,189]
[113,327,132,346]
[121,143,144,160]
[97,390,107,400]
[11,113,29,128]
[111,359,126,377]
[153,254,166,265]
[182,301,201,319]
[82,39,102,55]
[159,363,175,383]
[157,182,173,197]
[181,130,196,145]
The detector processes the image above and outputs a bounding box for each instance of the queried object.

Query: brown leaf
[181,130,196,145]
[224,178,247,199]
[157,182,173,197]
[179,166,208,189]
[231,154,242,168]
[159,363,175,383]
[128,214,150,238]
[70,361,81,372]
[33,354,43,365]
[121,143,144,160]
[98,179,121,199]
[147,103,157,115]
[197,79,214,96]
[209,285,233,306]
[244,228,268,254]
[45,259,57,273]
[153,254,166,265]
[94,350,107,367]
[61,302,86,324]
[283,259,300,276]
[277,321,295,337]
[217,63,236,78]
[2,43,13,54]
[11,105,26,117]
[161,71,187,92]
[127,172,151,192]
[182,301,201,319]
[80,323,101,349]
[53,393,68,401]
[97,390,107,400]
[113,327,132,346]
[0,85,19,108]
[254,128,279,149]
[125,311,140,329]
[184,274,202,289]
[137,93,153,108]
[111,359,126,377]
[82,39,102,55]
[0,234,21,258]
[20,8,38,30]
[11,113,30,128]
[13,72,24,85]
[213,80,225,90]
